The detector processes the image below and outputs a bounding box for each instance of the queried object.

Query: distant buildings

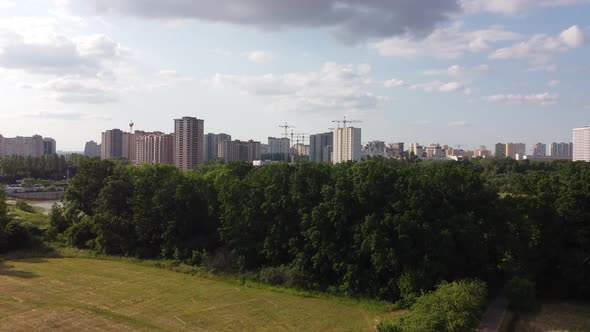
[218,139,261,162]
[122,132,136,162]
[101,129,123,160]
[573,127,590,162]
[411,143,425,158]
[84,141,101,158]
[135,131,174,165]
[494,143,506,158]
[174,116,204,170]
[332,127,361,163]
[475,145,492,158]
[309,132,333,163]
[505,143,526,159]
[0,134,54,157]
[550,142,573,159]
[268,137,290,161]
[387,143,405,159]
[532,143,546,157]
[362,141,387,158]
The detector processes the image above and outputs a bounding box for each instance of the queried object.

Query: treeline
[47,158,590,302]
[0,154,88,183]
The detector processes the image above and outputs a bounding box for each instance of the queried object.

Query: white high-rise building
[332,127,361,163]
[268,137,290,161]
[573,127,590,162]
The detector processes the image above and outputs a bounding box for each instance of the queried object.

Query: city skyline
[0,1,589,151]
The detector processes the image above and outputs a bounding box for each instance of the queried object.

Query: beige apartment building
[174,116,204,170]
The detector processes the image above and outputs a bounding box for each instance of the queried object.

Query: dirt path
[477,295,508,332]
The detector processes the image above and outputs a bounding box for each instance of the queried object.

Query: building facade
[309,132,333,163]
[84,141,101,158]
[0,134,46,157]
[573,127,590,162]
[505,143,526,159]
[494,143,506,158]
[550,142,573,158]
[174,116,204,170]
[532,143,546,157]
[101,129,123,160]
[332,127,361,163]
[135,132,174,165]
[43,138,56,155]
[267,137,290,161]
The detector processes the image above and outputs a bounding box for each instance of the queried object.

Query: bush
[397,271,424,308]
[64,218,95,249]
[4,220,34,250]
[255,265,310,289]
[379,280,488,332]
[15,201,35,213]
[506,276,536,312]
[47,204,69,239]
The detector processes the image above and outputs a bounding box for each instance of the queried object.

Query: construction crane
[279,122,295,138]
[129,120,134,133]
[332,116,362,129]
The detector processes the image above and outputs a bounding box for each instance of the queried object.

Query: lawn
[0,257,400,331]
[512,301,590,331]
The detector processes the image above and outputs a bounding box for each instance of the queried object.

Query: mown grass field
[512,301,590,331]
[0,257,401,331]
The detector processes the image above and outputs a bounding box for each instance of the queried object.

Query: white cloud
[22,110,111,121]
[424,64,490,77]
[383,79,405,88]
[490,25,585,63]
[245,51,273,64]
[0,1,15,9]
[560,25,585,47]
[371,22,521,59]
[461,0,590,15]
[483,92,559,106]
[410,80,467,93]
[526,64,558,72]
[209,62,388,112]
[448,120,469,128]
[26,76,119,104]
[548,80,560,87]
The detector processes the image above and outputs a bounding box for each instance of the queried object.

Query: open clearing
[0,257,399,331]
[512,301,590,331]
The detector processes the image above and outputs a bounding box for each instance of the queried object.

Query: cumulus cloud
[245,51,273,64]
[410,80,468,93]
[60,0,462,41]
[461,0,590,14]
[22,110,111,121]
[483,92,558,106]
[383,79,405,88]
[424,64,490,77]
[25,76,119,104]
[371,22,521,59]
[209,62,388,112]
[490,25,585,63]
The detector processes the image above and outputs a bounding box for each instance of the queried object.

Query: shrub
[506,276,536,312]
[15,201,35,213]
[4,220,34,250]
[379,280,488,332]
[397,271,424,308]
[256,265,310,289]
[64,218,95,249]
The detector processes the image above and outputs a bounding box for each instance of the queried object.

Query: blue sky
[0,0,588,152]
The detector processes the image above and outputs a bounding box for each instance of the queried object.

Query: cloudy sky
[0,0,589,151]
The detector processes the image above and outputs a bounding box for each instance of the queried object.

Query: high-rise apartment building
[310,132,333,163]
[550,142,573,158]
[362,141,387,158]
[0,134,46,157]
[43,138,56,155]
[494,143,506,158]
[410,143,424,158]
[135,132,174,165]
[268,137,290,161]
[84,141,101,158]
[426,143,445,159]
[174,116,204,170]
[475,145,492,158]
[573,127,590,162]
[532,143,546,157]
[505,143,526,159]
[122,132,136,161]
[332,127,361,163]
[387,143,405,159]
[101,129,123,160]
[218,139,261,162]
[203,133,232,162]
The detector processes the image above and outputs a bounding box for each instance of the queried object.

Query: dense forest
[0,154,88,183]
[33,157,589,304]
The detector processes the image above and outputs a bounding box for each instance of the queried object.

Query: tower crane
[279,122,295,138]
[332,116,362,129]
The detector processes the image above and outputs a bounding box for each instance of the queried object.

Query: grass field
[512,301,590,331]
[0,257,400,331]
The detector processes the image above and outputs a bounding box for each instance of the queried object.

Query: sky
[0,0,589,152]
